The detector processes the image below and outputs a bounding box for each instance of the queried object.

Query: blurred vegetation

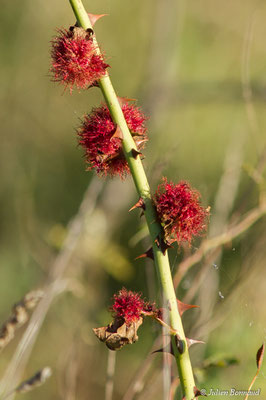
[0,0,266,399]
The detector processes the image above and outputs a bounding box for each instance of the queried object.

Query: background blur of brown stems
[0,0,266,399]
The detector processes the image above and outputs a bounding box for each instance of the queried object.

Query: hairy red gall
[50,26,108,91]
[111,288,147,326]
[78,102,148,177]
[154,178,209,245]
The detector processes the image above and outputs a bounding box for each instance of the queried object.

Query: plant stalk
[68,0,196,398]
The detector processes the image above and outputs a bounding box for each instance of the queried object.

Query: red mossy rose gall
[154,178,209,245]
[112,288,150,325]
[78,101,148,177]
[50,26,108,91]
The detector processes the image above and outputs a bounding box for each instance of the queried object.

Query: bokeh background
[0,0,266,399]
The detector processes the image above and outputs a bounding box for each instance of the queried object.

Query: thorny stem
[68,0,196,398]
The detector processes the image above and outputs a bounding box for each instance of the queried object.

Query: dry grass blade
[0,290,44,352]
[244,344,264,400]
[2,367,52,400]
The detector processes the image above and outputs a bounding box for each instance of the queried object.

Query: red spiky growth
[112,288,147,325]
[78,101,148,177]
[154,178,209,245]
[50,26,108,92]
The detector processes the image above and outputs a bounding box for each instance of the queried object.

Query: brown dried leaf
[93,317,143,351]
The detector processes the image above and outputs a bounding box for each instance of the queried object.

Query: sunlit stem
[68,0,196,398]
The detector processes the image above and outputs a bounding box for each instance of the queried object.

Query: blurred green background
[0,0,266,399]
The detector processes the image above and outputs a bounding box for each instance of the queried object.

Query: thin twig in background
[173,200,266,288]
[0,178,104,399]
[58,339,80,400]
[138,369,163,400]
[122,336,161,400]
[194,132,244,336]
[105,350,116,400]
[241,6,261,154]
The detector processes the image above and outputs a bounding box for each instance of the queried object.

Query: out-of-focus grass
[0,0,265,399]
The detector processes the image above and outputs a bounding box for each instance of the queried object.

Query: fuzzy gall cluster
[112,288,150,325]
[50,26,108,91]
[78,102,148,177]
[154,179,209,245]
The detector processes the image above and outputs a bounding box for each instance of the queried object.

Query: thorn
[154,235,172,255]
[88,81,100,89]
[134,138,148,148]
[152,335,184,356]
[129,197,145,212]
[117,96,137,106]
[111,125,123,141]
[154,236,160,247]
[161,240,173,255]
[139,210,145,218]
[256,343,265,369]
[177,299,199,316]
[186,337,205,348]
[152,344,174,357]
[135,247,154,260]
[131,149,142,159]
[88,13,108,27]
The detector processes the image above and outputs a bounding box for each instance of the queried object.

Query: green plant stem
[68,1,196,398]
